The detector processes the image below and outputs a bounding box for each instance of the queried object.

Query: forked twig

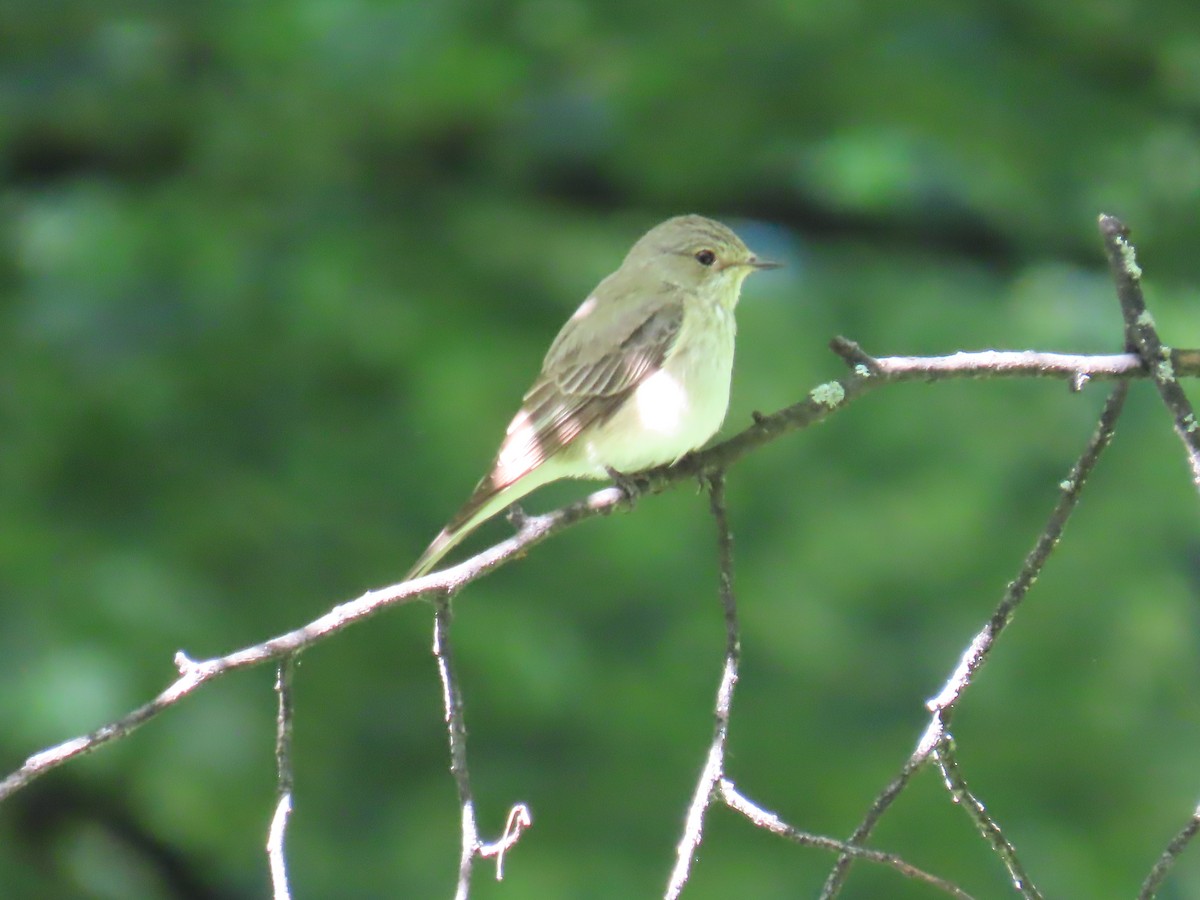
[932,737,1040,899]
[721,780,973,898]
[1099,214,1200,490]
[668,473,971,898]
[433,596,532,897]
[821,381,1129,897]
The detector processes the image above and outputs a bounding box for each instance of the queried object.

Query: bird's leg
[605,466,642,504]
[505,503,528,529]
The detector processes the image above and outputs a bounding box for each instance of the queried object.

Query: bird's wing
[444,293,685,533]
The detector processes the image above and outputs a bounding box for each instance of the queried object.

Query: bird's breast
[568,303,737,474]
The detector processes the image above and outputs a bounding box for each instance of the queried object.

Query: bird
[406,214,777,579]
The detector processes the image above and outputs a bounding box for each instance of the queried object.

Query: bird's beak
[746,255,781,271]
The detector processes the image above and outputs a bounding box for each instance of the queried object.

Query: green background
[4,2,1200,897]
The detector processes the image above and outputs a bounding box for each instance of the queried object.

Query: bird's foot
[505,503,528,529]
[606,466,642,504]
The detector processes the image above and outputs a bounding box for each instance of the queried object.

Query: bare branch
[822,381,1129,896]
[721,780,974,899]
[3,206,1197,899]
[671,473,967,898]
[1099,214,1200,491]
[1140,805,1200,899]
[925,381,1128,716]
[433,597,481,900]
[665,470,740,899]
[432,596,533,898]
[0,337,1194,900]
[932,736,1042,899]
[817,754,926,900]
[0,576,435,802]
[267,657,296,900]
[0,346,1189,805]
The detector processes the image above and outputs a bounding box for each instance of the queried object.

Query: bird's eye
[694,249,717,266]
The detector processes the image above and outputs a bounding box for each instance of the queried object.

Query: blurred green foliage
[3,1,1200,897]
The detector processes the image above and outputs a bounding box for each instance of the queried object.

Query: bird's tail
[405,464,560,580]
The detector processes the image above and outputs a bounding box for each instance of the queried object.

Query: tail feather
[405,525,468,581]
[405,464,561,580]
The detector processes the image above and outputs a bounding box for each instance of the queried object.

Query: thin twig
[835,344,1200,382]
[1139,805,1200,899]
[432,597,531,897]
[721,780,973,898]
[267,657,296,900]
[821,381,1129,897]
[1098,215,1200,491]
[433,596,480,900]
[816,753,926,900]
[665,471,739,899]
[478,803,533,881]
[926,382,1128,715]
[932,736,1042,899]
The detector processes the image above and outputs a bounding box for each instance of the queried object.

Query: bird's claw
[505,504,528,528]
[606,466,641,503]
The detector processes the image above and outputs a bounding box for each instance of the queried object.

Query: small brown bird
[407,215,776,579]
